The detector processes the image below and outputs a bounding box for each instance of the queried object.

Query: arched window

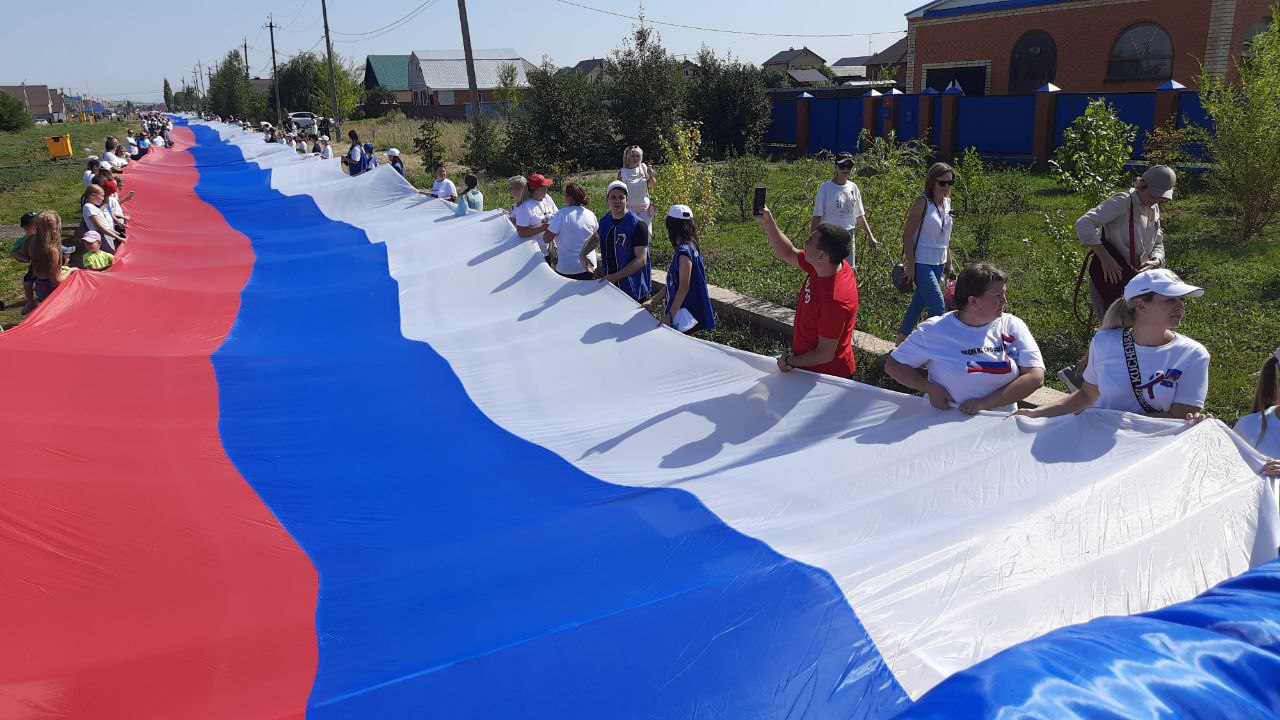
[1108,23,1173,80]
[1009,30,1057,94]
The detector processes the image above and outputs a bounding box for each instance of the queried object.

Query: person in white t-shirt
[103,139,128,171]
[545,182,598,280]
[617,145,655,224]
[80,184,123,252]
[83,157,100,187]
[812,152,877,268]
[317,135,333,159]
[1016,269,1211,422]
[511,173,559,257]
[887,263,1045,414]
[898,162,957,342]
[426,163,458,201]
[1233,348,1280,476]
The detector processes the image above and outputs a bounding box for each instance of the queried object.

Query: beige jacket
[1075,190,1164,266]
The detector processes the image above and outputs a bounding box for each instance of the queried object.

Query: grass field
[4,120,1275,421]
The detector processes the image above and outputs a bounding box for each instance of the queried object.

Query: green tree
[413,117,448,171]
[0,91,33,131]
[492,62,524,116]
[652,122,719,240]
[1050,98,1136,203]
[275,51,362,119]
[686,46,772,158]
[208,49,270,121]
[604,23,687,163]
[163,78,174,112]
[498,62,612,175]
[715,151,769,221]
[462,113,505,175]
[1197,9,1280,241]
[760,66,791,88]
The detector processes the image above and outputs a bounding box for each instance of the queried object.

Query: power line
[279,0,312,29]
[331,0,439,39]
[553,0,906,38]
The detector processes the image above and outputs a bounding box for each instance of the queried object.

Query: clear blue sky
[8,0,924,101]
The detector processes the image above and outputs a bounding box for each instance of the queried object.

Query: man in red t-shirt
[754,208,859,378]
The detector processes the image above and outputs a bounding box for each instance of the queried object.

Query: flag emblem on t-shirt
[1138,369,1183,399]
[1001,333,1020,359]
[966,359,1014,375]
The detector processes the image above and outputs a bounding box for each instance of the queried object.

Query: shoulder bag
[892,195,929,294]
[1073,197,1138,324]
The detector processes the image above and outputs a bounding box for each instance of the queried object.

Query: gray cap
[1142,165,1176,200]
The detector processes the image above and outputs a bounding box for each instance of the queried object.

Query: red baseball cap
[528,173,554,189]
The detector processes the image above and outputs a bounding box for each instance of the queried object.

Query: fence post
[1153,80,1186,131]
[883,89,902,139]
[1033,82,1060,169]
[939,87,962,157]
[863,90,881,142]
[796,92,812,156]
[919,88,938,146]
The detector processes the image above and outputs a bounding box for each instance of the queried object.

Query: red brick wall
[909,0,1268,94]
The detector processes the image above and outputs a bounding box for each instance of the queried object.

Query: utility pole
[267,15,284,128]
[243,37,251,78]
[320,0,342,138]
[457,0,481,120]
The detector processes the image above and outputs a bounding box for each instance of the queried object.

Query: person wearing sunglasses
[897,162,957,342]
[813,152,878,269]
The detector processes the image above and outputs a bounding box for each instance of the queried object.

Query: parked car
[288,111,317,129]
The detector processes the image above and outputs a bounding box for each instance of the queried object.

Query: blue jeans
[899,262,946,336]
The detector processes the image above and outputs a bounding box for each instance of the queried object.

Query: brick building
[905,0,1275,95]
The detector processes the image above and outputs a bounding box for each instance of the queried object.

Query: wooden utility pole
[320,0,342,137]
[243,37,251,78]
[267,15,283,128]
[457,0,481,119]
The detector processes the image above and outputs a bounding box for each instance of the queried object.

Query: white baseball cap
[1123,268,1204,301]
[666,204,693,220]
[319,135,329,141]
[606,180,629,195]
[386,148,400,157]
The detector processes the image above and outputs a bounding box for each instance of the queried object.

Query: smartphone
[752,186,767,216]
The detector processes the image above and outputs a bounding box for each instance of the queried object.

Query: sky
[7,0,926,102]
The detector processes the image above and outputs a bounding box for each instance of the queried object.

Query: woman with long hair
[545,182,598,280]
[660,205,715,333]
[28,211,74,301]
[1015,269,1210,421]
[897,162,956,342]
[81,184,123,252]
[1233,351,1280,476]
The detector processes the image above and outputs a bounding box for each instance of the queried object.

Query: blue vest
[597,211,651,302]
[665,243,716,331]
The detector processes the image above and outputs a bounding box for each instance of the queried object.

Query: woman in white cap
[617,145,655,224]
[1016,268,1210,421]
[317,135,333,159]
[659,204,715,333]
[385,148,405,176]
[1061,165,1178,389]
[1233,351,1280,476]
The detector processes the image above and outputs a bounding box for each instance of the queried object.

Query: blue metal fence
[956,95,1036,156]
[1053,92,1156,155]
[765,99,797,145]
[897,95,920,142]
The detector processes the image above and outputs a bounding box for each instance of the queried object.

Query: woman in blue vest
[581,180,651,302]
[661,205,715,333]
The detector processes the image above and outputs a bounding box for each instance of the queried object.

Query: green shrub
[606,25,688,163]
[1142,116,1197,168]
[715,152,769,221]
[0,93,32,131]
[652,122,719,241]
[766,152,831,240]
[855,130,933,259]
[462,114,505,176]
[1050,98,1136,203]
[686,48,772,158]
[412,117,447,170]
[1197,11,1280,241]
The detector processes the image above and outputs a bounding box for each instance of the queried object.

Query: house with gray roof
[762,47,826,71]
[1,84,59,121]
[408,49,535,119]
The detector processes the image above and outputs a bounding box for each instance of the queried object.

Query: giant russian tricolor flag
[3,118,1280,719]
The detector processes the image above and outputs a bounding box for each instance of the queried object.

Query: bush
[462,114,505,176]
[686,47,772,158]
[954,148,1031,257]
[652,122,719,242]
[0,92,32,131]
[606,25,688,163]
[1050,98,1136,203]
[715,152,769,221]
[375,107,405,125]
[766,153,831,240]
[1197,12,1280,241]
[1142,116,1197,168]
[497,63,612,175]
[413,117,447,170]
[854,131,933,258]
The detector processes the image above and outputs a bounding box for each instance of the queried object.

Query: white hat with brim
[606,180,629,195]
[667,204,693,220]
[386,148,400,157]
[1123,268,1204,301]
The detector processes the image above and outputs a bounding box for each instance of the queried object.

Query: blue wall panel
[808,98,838,154]
[897,95,920,143]
[765,100,796,145]
[1053,92,1156,155]
[956,95,1035,156]
[837,98,864,153]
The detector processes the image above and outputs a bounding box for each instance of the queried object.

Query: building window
[1107,23,1173,81]
[1243,16,1273,58]
[924,66,988,96]
[1009,30,1057,94]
